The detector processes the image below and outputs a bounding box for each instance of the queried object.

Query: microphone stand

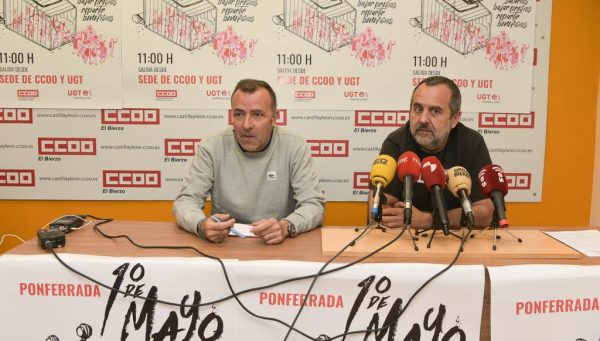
[352,191,418,250]
[352,191,387,245]
[469,208,523,251]
[415,206,464,249]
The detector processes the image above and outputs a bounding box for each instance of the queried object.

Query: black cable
[91,218,406,340]
[85,216,318,340]
[327,227,472,340]
[283,223,410,340]
[93,218,470,340]
[49,216,469,341]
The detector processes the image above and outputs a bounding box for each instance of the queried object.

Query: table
[5,221,600,340]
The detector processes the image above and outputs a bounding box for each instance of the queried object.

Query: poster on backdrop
[0,0,548,202]
[0,0,123,108]
[120,0,536,112]
[0,254,485,340]
[488,264,600,341]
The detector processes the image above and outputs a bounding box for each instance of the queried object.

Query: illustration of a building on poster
[134,0,217,51]
[404,0,536,112]
[122,0,264,108]
[0,0,123,108]
[273,0,356,52]
[2,0,77,50]
[412,0,492,55]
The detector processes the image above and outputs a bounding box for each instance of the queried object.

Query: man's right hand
[200,213,235,243]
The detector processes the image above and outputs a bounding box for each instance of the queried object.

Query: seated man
[373,76,493,228]
[174,79,325,244]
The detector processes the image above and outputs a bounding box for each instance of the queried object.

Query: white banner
[0,0,551,202]
[0,254,485,340]
[489,264,600,341]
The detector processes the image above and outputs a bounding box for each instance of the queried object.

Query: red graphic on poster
[72,25,118,65]
[350,28,395,67]
[485,31,530,70]
[212,26,256,65]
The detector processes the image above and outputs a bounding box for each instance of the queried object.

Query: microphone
[397,151,421,225]
[478,164,509,227]
[421,156,450,235]
[370,154,397,218]
[447,166,475,227]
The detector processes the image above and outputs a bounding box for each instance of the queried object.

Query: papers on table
[229,223,256,238]
[544,229,600,257]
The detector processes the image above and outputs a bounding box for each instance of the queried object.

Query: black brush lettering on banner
[101,262,224,341]
[343,275,466,341]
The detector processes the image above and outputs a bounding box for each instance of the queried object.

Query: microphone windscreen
[370,154,397,187]
[478,164,508,196]
[446,166,472,197]
[421,156,446,190]
[397,151,421,183]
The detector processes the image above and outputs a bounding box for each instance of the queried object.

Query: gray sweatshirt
[173,126,325,235]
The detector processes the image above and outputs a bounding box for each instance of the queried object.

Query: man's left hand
[250,218,289,244]
[382,201,433,228]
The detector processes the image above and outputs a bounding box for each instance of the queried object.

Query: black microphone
[478,164,509,227]
[421,156,449,235]
[397,151,421,225]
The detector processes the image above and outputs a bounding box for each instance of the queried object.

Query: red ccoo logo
[156,90,177,98]
[164,139,201,156]
[505,173,531,190]
[101,109,160,125]
[295,90,316,99]
[103,170,161,188]
[479,112,535,128]
[307,140,349,157]
[0,108,33,123]
[355,110,408,127]
[0,169,35,186]
[353,172,370,189]
[17,89,39,97]
[38,137,96,155]
[228,109,287,126]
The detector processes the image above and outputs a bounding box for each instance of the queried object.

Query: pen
[210,215,246,238]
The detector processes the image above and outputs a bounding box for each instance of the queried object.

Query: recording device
[478,164,509,227]
[421,156,450,235]
[37,229,65,249]
[397,151,421,225]
[49,214,86,233]
[370,154,397,219]
[446,166,475,227]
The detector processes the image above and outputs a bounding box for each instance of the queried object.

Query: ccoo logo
[156,90,177,98]
[164,139,201,156]
[355,110,408,127]
[0,108,33,123]
[38,137,96,155]
[17,89,39,97]
[0,169,35,186]
[101,109,160,125]
[505,173,531,190]
[307,140,349,157]
[103,170,161,188]
[479,112,535,128]
[353,172,370,189]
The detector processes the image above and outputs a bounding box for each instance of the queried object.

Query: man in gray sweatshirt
[173,79,325,244]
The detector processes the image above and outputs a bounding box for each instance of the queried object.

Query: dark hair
[410,76,461,117]
[232,79,277,112]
